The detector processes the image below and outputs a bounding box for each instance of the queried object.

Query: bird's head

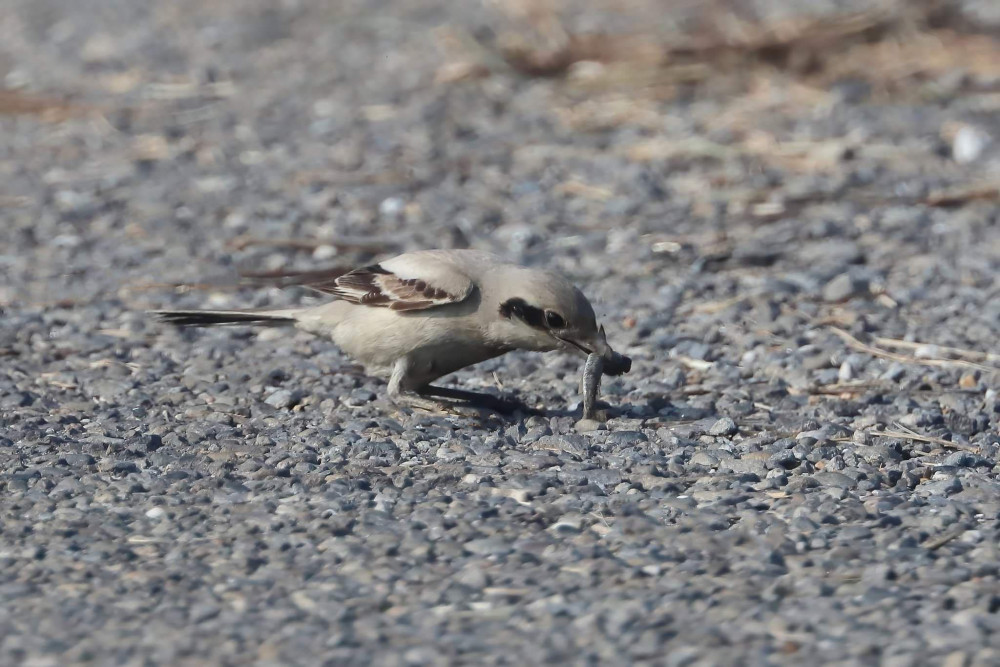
[490,267,631,375]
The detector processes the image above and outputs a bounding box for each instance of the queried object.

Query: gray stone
[812,471,858,489]
[942,451,987,468]
[690,452,720,467]
[918,477,963,496]
[709,417,738,437]
[264,388,300,409]
[823,273,869,301]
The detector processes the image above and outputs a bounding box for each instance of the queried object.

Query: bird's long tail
[151,309,299,327]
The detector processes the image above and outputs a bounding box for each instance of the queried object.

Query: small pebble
[709,417,738,437]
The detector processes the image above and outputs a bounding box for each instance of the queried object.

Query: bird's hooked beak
[554,324,632,376]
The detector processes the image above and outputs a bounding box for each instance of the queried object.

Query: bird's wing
[307,254,476,311]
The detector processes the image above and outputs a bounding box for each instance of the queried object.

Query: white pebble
[953,125,991,164]
[379,197,405,218]
[312,244,337,261]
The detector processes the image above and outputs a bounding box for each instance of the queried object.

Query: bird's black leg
[387,358,503,417]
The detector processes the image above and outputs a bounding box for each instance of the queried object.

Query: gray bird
[154,249,630,415]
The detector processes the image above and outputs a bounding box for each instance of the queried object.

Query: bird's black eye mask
[498,298,547,329]
[499,297,609,359]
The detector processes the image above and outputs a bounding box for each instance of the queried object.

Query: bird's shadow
[451,395,636,422]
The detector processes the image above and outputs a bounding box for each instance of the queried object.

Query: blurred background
[2,0,999,312]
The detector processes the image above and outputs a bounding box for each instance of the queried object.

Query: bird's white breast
[292,300,503,383]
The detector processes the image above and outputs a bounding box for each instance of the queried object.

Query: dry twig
[0,89,91,121]
[873,336,1000,364]
[882,424,978,452]
[833,426,978,452]
[922,527,967,551]
[124,281,241,293]
[791,382,885,397]
[829,327,998,375]
[226,235,395,253]
[924,182,1000,208]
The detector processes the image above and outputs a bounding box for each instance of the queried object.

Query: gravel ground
[2,1,1000,665]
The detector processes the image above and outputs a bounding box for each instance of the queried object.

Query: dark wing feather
[318,264,468,311]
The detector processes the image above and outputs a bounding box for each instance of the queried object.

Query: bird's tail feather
[151,309,298,327]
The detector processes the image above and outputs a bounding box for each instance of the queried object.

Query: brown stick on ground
[829,327,998,374]
[227,235,398,252]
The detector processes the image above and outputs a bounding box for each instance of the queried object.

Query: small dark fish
[582,352,604,420]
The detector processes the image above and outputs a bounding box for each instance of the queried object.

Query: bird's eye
[545,310,566,329]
